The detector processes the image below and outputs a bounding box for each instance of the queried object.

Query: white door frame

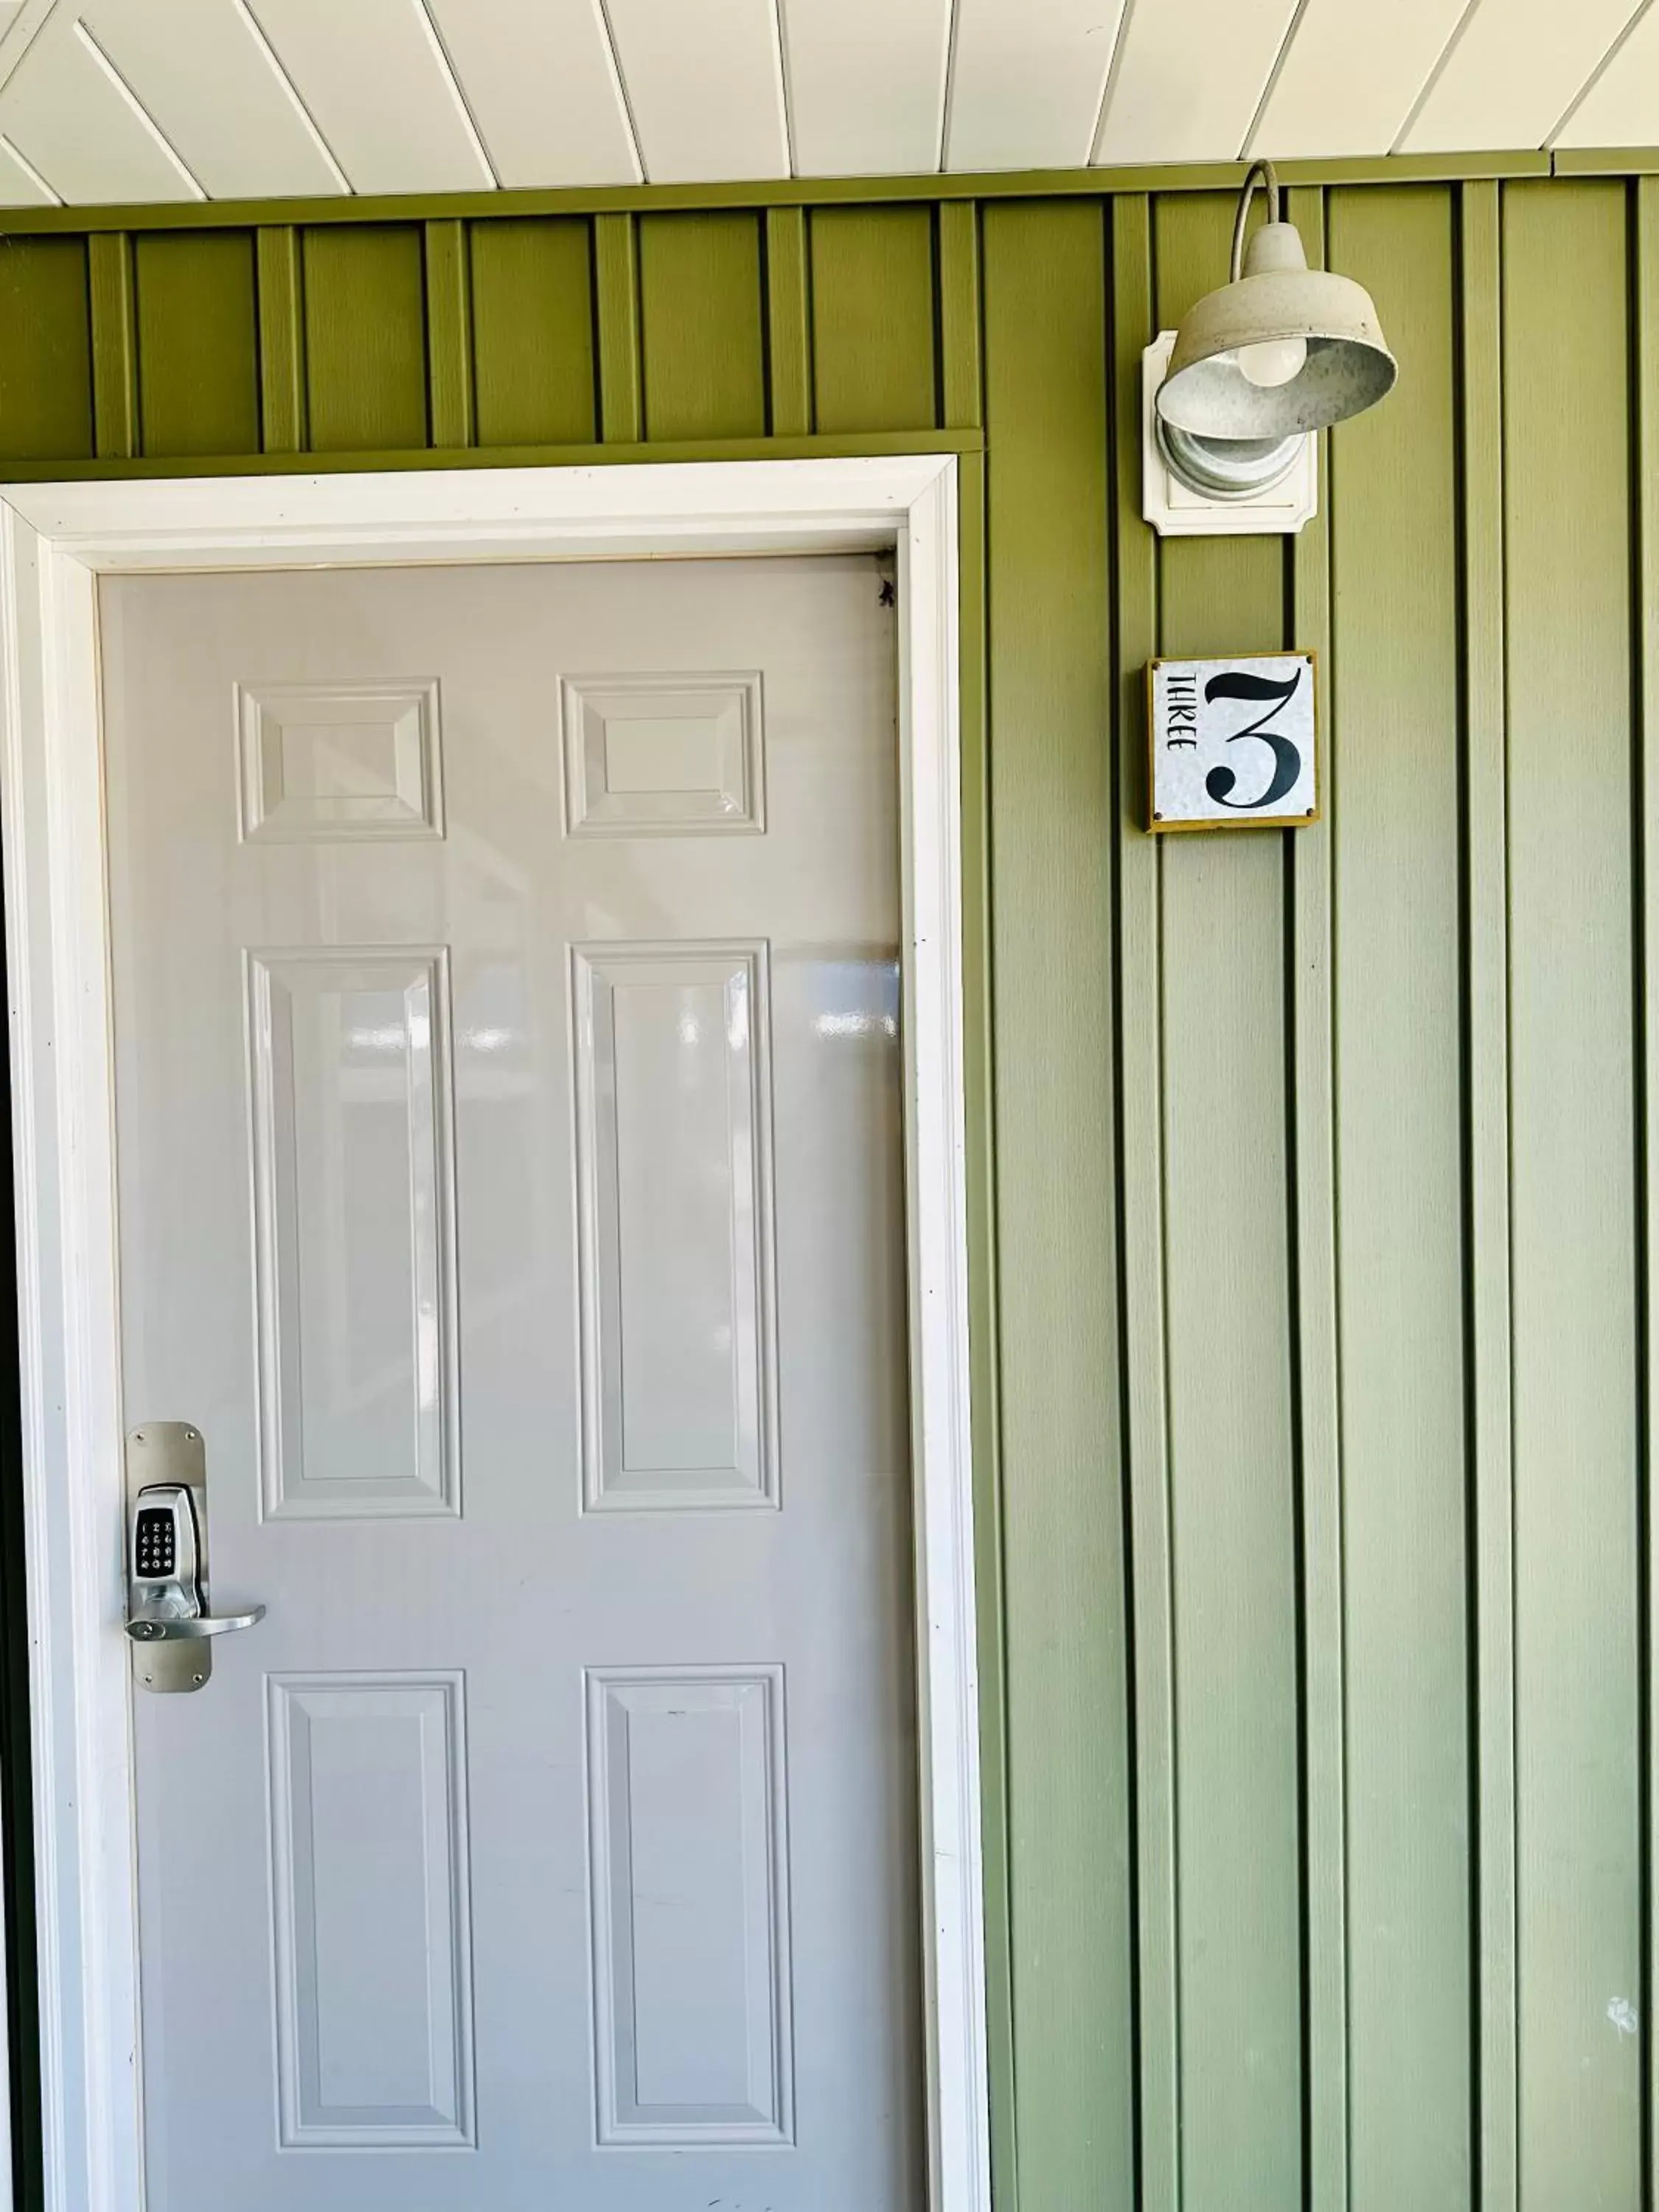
[0,455,988,2212]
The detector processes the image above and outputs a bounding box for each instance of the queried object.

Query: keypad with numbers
[135,1505,177,1580]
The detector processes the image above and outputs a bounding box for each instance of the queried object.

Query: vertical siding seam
[422,218,476,449]
[1632,170,1658,2212]
[87,232,137,461]
[1459,173,1518,2212]
[594,212,642,443]
[1110,189,1180,2212]
[255,226,306,454]
[1287,184,1349,2212]
[762,206,812,437]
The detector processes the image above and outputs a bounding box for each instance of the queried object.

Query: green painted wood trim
[0,428,980,484]
[300,224,428,452]
[982,193,1134,2212]
[470,218,597,448]
[810,206,938,433]
[1503,177,1641,2208]
[1110,188,1179,2212]
[594,214,642,443]
[763,206,811,437]
[1287,183,1349,2212]
[255,226,305,453]
[131,232,260,459]
[1634,172,1659,2207]
[0,239,94,462]
[1151,188,1301,2212]
[639,212,766,440]
[956,445,1018,2212]
[1458,175,1517,2212]
[0,150,1557,235]
[1326,180,1472,2211]
[88,232,137,461]
[423,218,475,449]
[939,201,982,432]
[1554,147,1659,174]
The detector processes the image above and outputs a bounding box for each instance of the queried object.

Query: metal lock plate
[125,1423,213,1694]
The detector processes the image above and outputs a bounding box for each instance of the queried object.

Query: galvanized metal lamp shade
[1155,159,1397,440]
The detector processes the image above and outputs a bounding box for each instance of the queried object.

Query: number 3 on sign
[1147,653,1318,833]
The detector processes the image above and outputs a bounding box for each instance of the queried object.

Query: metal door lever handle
[126,1605,265,1644]
[125,1432,261,1691]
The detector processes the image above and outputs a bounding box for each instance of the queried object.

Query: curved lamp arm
[1229,158,1283,282]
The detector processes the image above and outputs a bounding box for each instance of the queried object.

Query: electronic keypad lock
[125,1424,265,1693]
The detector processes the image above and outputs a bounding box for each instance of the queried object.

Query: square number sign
[1147,652,1318,832]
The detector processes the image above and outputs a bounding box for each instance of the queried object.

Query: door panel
[266,1672,474,2147]
[248,947,461,1517]
[99,554,921,2211]
[571,941,780,1511]
[587,1666,792,2144]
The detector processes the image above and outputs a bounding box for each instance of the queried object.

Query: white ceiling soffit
[0,0,1645,208]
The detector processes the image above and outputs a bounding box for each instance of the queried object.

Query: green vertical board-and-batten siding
[0,168,1652,2212]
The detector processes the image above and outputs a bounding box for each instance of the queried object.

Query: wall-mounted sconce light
[1142,158,1397,536]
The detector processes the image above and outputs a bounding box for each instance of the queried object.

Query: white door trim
[0,455,989,2212]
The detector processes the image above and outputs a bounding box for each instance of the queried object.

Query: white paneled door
[98,553,924,2210]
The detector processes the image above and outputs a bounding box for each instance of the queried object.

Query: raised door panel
[561,672,764,836]
[238,678,445,842]
[571,943,779,1512]
[586,1667,793,2143]
[248,950,460,1519]
[268,1674,476,2146]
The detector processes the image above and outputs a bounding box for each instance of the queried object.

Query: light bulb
[1237,335,1307,388]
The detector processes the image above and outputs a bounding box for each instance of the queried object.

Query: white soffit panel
[78,0,345,200]
[424,0,640,188]
[1554,1,1659,145]
[604,0,790,183]
[1401,0,1645,152]
[0,0,1646,205]
[0,13,201,201]
[0,130,55,204]
[1096,0,1299,164]
[945,0,1127,171]
[782,0,949,175]
[243,0,495,193]
[1251,0,1472,159]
